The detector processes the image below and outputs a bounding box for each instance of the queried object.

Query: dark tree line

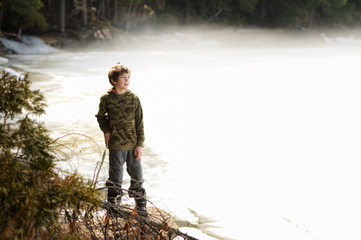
[1,0,361,36]
[163,0,361,28]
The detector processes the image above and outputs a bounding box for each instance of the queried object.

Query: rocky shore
[0,24,122,55]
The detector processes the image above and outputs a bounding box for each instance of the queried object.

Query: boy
[96,63,147,215]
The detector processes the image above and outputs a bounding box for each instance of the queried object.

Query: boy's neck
[113,87,128,95]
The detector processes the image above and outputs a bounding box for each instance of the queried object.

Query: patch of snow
[0,35,61,54]
[0,56,8,64]
[320,33,361,44]
[0,67,23,79]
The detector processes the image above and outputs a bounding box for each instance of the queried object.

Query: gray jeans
[106,150,146,201]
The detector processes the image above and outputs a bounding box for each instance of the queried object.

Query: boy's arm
[135,96,145,147]
[95,97,111,134]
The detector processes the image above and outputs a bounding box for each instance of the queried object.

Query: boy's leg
[126,150,147,215]
[106,150,126,204]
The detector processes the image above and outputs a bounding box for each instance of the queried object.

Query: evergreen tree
[0,69,100,239]
[320,0,355,25]
[0,0,48,35]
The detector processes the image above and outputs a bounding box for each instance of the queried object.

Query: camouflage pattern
[96,89,145,150]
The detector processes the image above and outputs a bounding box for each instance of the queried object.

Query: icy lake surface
[4,28,361,240]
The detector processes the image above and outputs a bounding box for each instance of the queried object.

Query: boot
[106,180,123,205]
[135,199,147,217]
[109,195,122,205]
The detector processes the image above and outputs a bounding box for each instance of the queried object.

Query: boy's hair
[108,63,131,86]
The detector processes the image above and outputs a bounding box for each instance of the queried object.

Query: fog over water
[5,27,361,240]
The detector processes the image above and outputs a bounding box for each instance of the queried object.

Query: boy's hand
[134,146,143,160]
[104,132,111,146]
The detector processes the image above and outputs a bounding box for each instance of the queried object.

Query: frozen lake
[4,27,361,240]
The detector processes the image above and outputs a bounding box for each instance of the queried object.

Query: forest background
[1,0,361,41]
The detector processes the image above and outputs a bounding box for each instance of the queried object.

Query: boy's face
[112,72,130,90]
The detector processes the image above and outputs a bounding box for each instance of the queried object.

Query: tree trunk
[59,0,66,33]
[81,0,87,27]
[200,0,207,17]
[185,0,190,23]
[112,0,118,22]
[105,0,111,19]
[261,0,267,20]
[0,9,3,32]
[161,0,166,14]
[98,0,106,20]
[308,7,313,28]
[161,0,167,15]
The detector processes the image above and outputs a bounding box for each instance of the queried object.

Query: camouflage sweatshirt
[96,89,145,150]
